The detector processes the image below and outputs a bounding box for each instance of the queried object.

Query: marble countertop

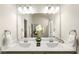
[1,40,76,52]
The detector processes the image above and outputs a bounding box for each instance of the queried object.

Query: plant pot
[36,42,40,47]
[36,39,41,47]
[36,39,41,42]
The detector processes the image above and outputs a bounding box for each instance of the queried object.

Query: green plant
[35,25,44,46]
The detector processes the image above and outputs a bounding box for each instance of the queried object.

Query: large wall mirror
[17,4,61,40]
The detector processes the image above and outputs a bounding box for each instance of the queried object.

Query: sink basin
[18,40,31,47]
[47,41,58,48]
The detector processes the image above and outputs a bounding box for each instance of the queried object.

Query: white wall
[0,5,17,46]
[61,5,79,41]
[17,14,23,39]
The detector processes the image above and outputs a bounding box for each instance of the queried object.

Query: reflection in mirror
[17,4,61,41]
[24,19,27,38]
[31,14,49,37]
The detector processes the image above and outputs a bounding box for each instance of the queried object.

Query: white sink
[47,41,58,48]
[18,40,31,47]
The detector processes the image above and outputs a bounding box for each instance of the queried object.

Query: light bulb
[53,6,60,14]
[43,6,48,13]
[29,6,35,14]
[55,6,60,12]
[48,6,55,14]
[23,7,27,12]
[18,7,23,14]
[23,6,34,14]
[23,7,28,14]
[50,6,55,11]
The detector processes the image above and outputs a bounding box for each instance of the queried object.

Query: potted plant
[35,25,44,47]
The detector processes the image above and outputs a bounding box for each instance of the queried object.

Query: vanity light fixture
[43,6,60,14]
[23,6,31,14]
[48,6,60,14]
[18,6,34,14]
[18,5,60,14]
[48,6,55,14]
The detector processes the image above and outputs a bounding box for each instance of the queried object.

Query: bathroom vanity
[1,38,77,54]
